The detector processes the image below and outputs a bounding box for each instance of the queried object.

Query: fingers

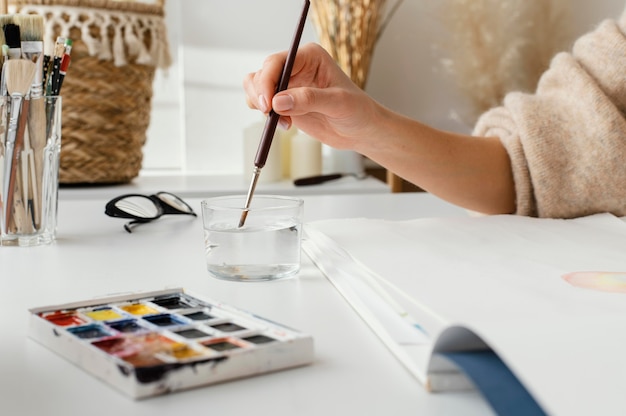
[243,50,289,113]
[278,116,292,131]
[244,62,292,130]
[273,94,295,112]
[243,72,268,112]
[243,43,350,121]
[272,86,359,120]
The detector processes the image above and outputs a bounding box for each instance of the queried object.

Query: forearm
[356,107,516,215]
[244,43,516,215]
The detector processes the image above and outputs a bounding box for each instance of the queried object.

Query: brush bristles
[13,14,45,42]
[3,23,21,49]
[0,9,10,46]
[5,59,37,96]
[0,15,14,30]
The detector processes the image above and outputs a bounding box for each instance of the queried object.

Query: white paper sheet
[304,213,626,416]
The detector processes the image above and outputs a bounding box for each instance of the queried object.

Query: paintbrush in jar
[3,23,21,59]
[239,0,310,227]
[16,13,45,229]
[43,38,65,139]
[2,59,36,231]
[46,37,65,96]
[53,39,71,95]
[16,14,44,97]
[0,27,5,199]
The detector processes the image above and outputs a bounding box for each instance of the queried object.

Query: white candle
[290,130,322,179]
[243,120,283,183]
[280,126,297,179]
[323,147,365,176]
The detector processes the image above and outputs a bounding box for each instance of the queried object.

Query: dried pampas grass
[311,0,404,89]
[439,0,572,125]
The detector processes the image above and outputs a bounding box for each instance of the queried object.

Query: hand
[243,43,383,151]
[244,44,515,216]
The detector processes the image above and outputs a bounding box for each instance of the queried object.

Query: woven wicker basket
[10,0,171,184]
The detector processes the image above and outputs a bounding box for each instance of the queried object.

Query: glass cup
[0,96,62,246]
[201,195,304,282]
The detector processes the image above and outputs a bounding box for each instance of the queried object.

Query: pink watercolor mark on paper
[562,271,626,294]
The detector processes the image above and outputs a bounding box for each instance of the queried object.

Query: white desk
[0,193,495,416]
[58,173,391,200]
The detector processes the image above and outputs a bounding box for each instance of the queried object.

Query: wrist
[352,103,404,157]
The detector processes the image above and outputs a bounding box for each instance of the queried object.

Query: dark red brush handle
[253,0,310,169]
[293,173,343,186]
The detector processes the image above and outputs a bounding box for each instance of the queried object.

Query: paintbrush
[16,14,44,97]
[55,52,70,95]
[53,38,71,95]
[46,37,65,96]
[0,21,5,67]
[16,13,45,229]
[10,149,30,233]
[2,59,36,230]
[3,23,21,59]
[0,44,9,96]
[41,53,50,91]
[293,172,367,186]
[0,27,5,204]
[239,0,310,227]
[0,15,15,97]
[44,38,65,141]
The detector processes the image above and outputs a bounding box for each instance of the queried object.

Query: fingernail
[278,118,291,130]
[273,94,294,112]
[258,95,269,113]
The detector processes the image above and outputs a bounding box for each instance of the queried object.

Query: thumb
[272,87,351,118]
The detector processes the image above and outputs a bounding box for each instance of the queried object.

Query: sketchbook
[303,213,626,416]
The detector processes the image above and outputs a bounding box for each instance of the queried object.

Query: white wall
[366,0,626,132]
[142,0,626,176]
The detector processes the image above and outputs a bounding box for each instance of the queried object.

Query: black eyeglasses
[105,192,197,233]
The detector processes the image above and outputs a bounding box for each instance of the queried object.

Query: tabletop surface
[0,192,495,416]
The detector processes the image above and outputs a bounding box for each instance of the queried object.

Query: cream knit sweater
[473,9,626,219]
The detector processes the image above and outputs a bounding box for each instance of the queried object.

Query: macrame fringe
[11,3,171,68]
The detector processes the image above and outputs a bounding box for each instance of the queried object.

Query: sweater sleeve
[472,10,626,219]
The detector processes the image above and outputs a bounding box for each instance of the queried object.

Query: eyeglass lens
[115,196,160,218]
[113,193,194,219]
[157,192,194,213]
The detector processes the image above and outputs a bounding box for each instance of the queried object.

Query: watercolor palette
[29,288,314,399]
